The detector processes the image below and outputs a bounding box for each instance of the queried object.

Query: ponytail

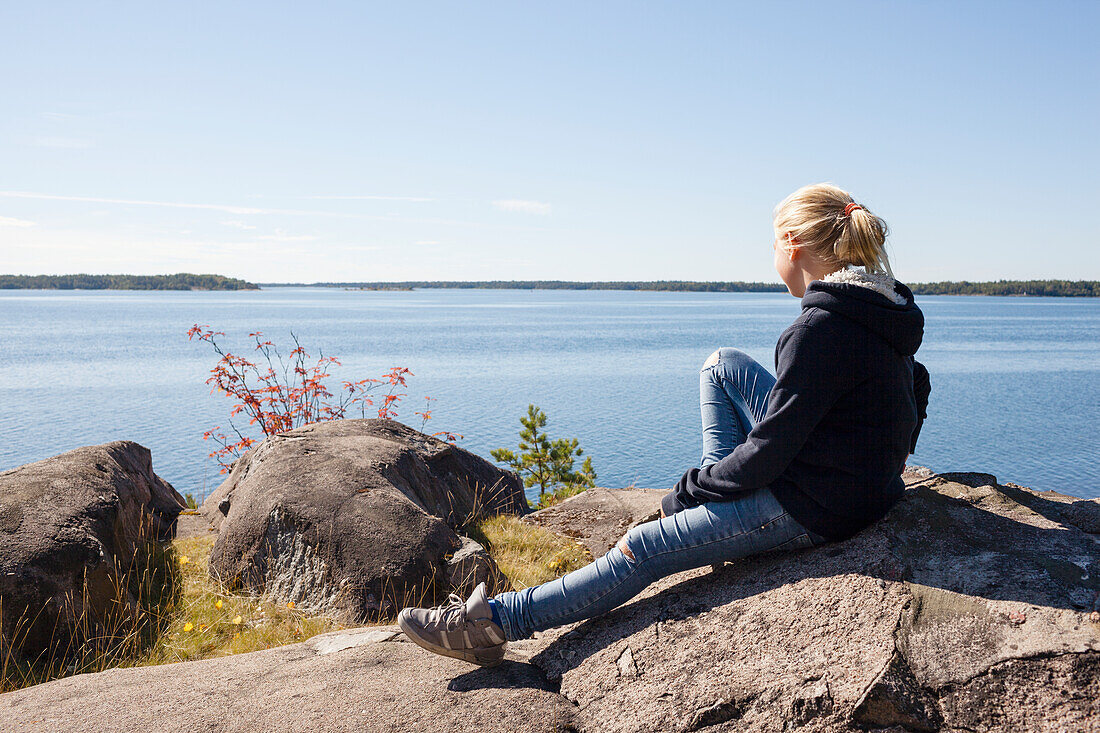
[835,206,892,277]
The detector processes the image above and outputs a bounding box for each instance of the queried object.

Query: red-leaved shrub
[188,325,461,472]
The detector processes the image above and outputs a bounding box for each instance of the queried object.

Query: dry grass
[139,535,342,666]
[1,534,342,692]
[474,515,592,589]
[1,531,184,692]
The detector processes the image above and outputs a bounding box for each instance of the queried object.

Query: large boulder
[530,471,1100,732]
[0,442,184,660]
[201,419,526,620]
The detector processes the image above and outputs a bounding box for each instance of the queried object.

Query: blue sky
[2,1,1097,282]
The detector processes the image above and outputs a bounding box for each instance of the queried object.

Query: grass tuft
[474,515,592,589]
[2,534,342,691]
[138,535,341,665]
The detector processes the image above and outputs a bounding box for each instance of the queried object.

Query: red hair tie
[843,202,862,216]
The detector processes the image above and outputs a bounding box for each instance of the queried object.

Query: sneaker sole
[397,610,505,667]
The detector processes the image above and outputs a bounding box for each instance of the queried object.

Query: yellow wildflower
[215,599,223,610]
[183,622,194,632]
[232,615,243,625]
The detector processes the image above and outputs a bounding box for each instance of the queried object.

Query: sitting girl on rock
[398,182,931,666]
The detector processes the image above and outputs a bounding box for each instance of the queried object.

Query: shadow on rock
[448,660,562,694]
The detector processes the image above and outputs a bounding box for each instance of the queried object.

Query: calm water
[1,288,1097,501]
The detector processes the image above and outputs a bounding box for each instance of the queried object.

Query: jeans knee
[702,347,749,371]
[616,526,648,565]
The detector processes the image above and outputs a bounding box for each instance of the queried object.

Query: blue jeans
[492,348,828,641]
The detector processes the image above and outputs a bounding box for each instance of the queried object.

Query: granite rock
[201,419,524,620]
[0,442,184,659]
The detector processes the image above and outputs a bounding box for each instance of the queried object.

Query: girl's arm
[910,359,930,453]
[662,316,856,516]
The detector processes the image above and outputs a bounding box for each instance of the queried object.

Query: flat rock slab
[174,512,217,540]
[7,472,1098,732]
[528,472,1100,732]
[524,487,666,556]
[0,626,576,733]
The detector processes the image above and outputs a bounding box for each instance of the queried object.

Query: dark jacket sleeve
[910,359,930,453]
[662,319,854,515]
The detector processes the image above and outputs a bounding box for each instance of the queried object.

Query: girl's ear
[786,233,802,261]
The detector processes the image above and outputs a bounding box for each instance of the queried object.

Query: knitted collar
[821,266,907,305]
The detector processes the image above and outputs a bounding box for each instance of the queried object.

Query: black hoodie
[662,277,931,541]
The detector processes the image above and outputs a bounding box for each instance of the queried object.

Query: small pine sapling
[491,404,597,508]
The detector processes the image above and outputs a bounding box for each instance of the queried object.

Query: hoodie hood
[801,267,925,356]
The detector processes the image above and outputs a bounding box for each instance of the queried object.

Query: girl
[398,182,931,666]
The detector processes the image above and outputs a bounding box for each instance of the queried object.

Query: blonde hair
[773,183,893,277]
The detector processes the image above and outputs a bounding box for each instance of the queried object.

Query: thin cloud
[415,240,441,245]
[0,190,359,218]
[220,220,258,230]
[0,216,36,227]
[31,136,91,149]
[492,199,552,215]
[256,230,318,242]
[306,194,434,202]
[0,192,556,236]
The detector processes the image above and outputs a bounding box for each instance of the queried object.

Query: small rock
[446,535,508,596]
[617,646,638,677]
[1090,611,1100,623]
[790,677,832,724]
[1007,611,1027,625]
[687,698,745,730]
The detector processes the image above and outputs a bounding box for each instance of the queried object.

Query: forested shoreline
[909,280,1099,296]
[0,274,258,290]
[261,279,1100,297]
[4,275,1096,296]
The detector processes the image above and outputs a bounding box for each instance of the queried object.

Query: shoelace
[428,593,467,631]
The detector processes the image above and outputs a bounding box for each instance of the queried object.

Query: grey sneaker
[397,582,507,666]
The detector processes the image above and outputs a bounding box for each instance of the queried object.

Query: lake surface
[1,288,1097,502]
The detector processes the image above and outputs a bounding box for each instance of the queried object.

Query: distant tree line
[262,279,790,292]
[909,280,1100,297]
[0,274,258,290]
[6,275,1095,296]
[262,279,1100,297]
